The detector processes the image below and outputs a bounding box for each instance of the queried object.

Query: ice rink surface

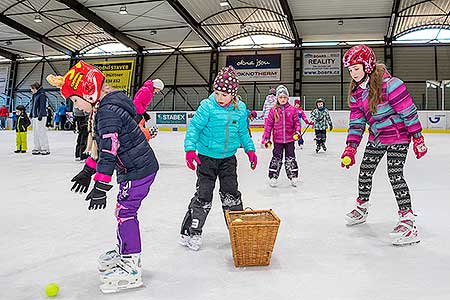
[1,129,449,300]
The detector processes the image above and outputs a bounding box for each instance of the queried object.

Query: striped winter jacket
[346,73,422,148]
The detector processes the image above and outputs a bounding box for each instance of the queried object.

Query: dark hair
[16,105,25,111]
[31,82,41,90]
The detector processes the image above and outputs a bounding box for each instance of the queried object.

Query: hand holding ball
[342,156,351,166]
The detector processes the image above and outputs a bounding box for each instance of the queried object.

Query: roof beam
[279,0,301,46]
[0,14,74,55]
[166,0,217,50]
[386,0,402,40]
[56,0,143,53]
[0,47,17,60]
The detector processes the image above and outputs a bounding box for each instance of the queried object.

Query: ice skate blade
[100,282,144,294]
[345,217,367,226]
[393,240,420,246]
[392,235,420,246]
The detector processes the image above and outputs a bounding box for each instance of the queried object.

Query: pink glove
[309,121,314,127]
[413,136,427,159]
[341,146,357,169]
[247,151,257,170]
[293,132,301,141]
[186,151,201,170]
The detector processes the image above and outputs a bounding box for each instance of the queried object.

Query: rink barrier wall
[146,111,450,133]
[2,111,450,133]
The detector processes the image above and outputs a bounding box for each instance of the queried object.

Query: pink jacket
[264,103,300,144]
[133,80,155,115]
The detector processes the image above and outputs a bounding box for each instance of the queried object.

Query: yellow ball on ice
[45,283,59,297]
[342,156,351,166]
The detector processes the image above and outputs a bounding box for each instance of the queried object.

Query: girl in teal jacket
[180,66,257,251]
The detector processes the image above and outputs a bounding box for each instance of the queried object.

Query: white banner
[303,51,341,76]
[0,66,9,94]
[427,112,447,129]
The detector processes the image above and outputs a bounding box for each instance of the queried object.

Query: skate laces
[348,200,369,219]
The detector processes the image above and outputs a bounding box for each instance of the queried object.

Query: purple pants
[115,172,156,255]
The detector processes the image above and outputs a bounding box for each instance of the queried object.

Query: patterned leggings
[358,143,411,211]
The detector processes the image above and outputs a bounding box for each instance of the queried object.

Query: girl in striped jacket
[341,44,428,246]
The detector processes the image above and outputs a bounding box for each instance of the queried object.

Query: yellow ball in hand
[342,156,352,166]
[45,283,59,297]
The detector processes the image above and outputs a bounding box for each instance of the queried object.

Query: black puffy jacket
[30,88,48,118]
[95,91,159,183]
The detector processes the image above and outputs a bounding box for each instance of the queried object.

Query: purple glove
[186,151,201,170]
[247,151,257,170]
[413,136,427,159]
[341,146,357,169]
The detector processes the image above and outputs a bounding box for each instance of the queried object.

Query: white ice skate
[100,254,143,293]
[188,235,202,251]
[98,246,120,273]
[269,177,278,187]
[390,210,420,246]
[179,234,202,251]
[345,200,370,226]
[290,177,299,187]
[178,234,190,247]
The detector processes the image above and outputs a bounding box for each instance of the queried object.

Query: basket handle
[244,207,254,211]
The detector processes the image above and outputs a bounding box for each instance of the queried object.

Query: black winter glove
[85,181,113,210]
[71,164,96,193]
[329,124,333,131]
[38,116,42,121]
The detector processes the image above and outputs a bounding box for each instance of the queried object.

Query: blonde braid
[84,103,100,160]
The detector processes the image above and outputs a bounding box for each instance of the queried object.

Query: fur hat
[152,79,164,91]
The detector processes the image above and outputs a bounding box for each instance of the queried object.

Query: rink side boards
[147,111,450,134]
[2,111,449,133]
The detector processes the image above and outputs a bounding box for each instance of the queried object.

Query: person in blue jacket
[57,102,68,130]
[47,61,159,293]
[180,66,258,251]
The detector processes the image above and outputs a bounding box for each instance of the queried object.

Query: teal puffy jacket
[184,93,255,159]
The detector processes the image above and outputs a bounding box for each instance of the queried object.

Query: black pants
[315,129,327,145]
[46,114,53,127]
[181,154,243,236]
[59,115,67,130]
[75,116,88,159]
[269,142,298,179]
[358,143,411,211]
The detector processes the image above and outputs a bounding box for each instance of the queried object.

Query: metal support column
[384,37,394,75]
[133,48,145,98]
[172,54,179,110]
[208,51,219,94]
[6,57,18,111]
[293,47,302,97]
[434,46,439,109]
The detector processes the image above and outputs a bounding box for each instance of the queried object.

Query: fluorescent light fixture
[302,41,339,46]
[34,15,42,23]
[220,0,230,7]
[119,5,128,15]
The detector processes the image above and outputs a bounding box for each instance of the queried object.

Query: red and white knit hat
[213,66,239,97]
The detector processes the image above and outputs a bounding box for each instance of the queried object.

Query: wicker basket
[226,209,281,267]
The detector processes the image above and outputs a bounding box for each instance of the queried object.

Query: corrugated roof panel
[288,0,392,18]
[395,0,450,37]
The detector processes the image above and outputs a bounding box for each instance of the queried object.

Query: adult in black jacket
[30,82,50,155]
[73,107,89,160]
[46,61,159,292]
